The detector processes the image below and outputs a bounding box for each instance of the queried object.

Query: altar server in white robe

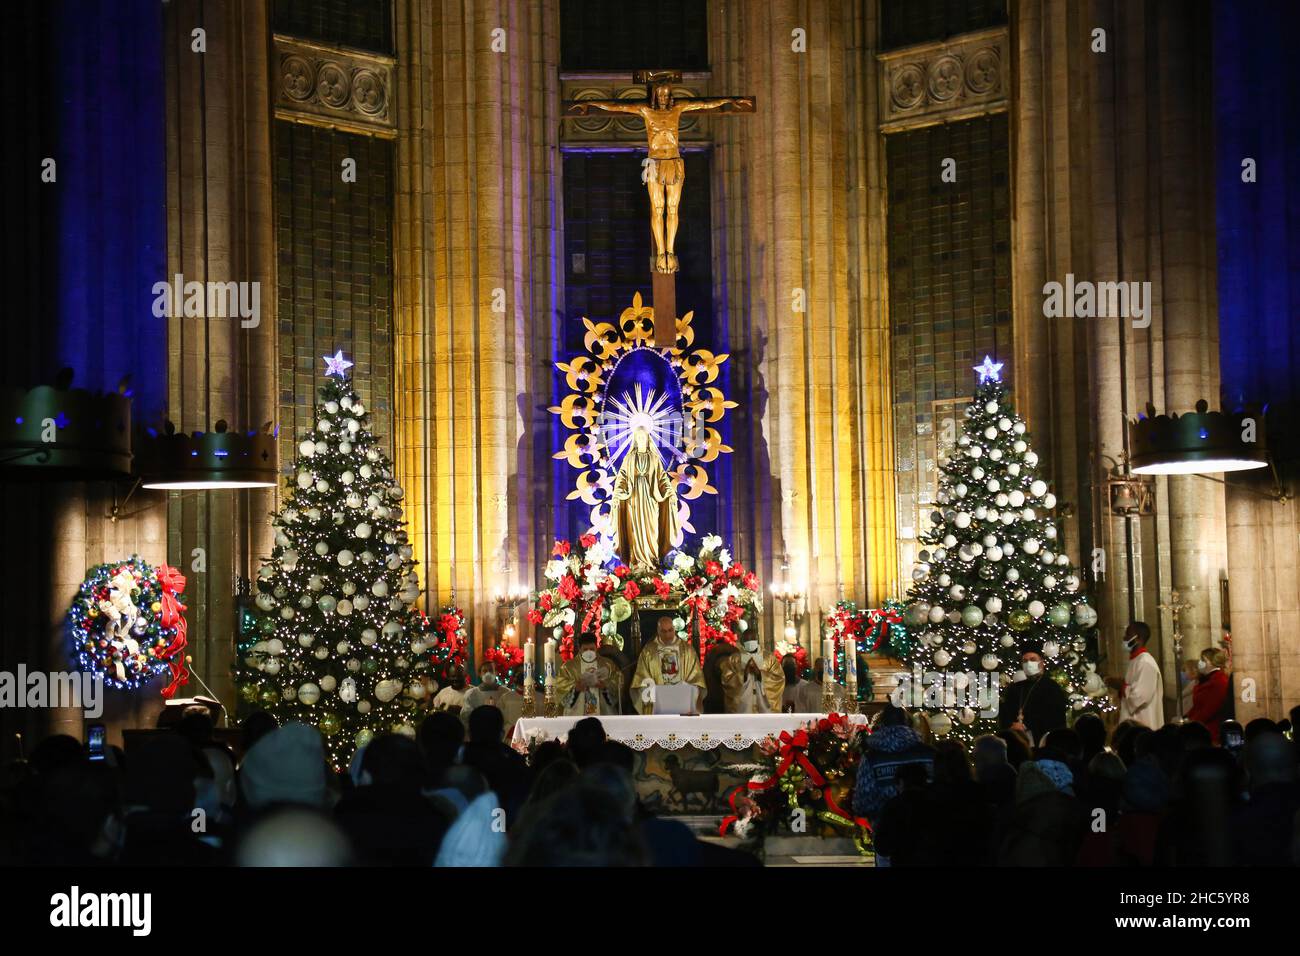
[1114,621,1165,730]
[461,660,525,735]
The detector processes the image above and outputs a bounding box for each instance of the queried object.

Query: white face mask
[743,640,759,653]
[1023,660,1042,677]
[581,650,597,663]
[1123,636,1139,651]
[482,672,498,686]
[1196,659,1208,673]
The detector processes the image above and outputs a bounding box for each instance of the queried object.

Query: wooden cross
[564,70,754,346]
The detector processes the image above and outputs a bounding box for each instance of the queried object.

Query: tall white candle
[524,640,535,690]
[822,638,834,683]
[544,640,556,685]
[845,638,857,690]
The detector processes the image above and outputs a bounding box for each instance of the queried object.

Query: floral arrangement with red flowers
[719,713,872,855]
[773,641,809,675]
[426,604,469,685]
[528,534,761,661]
[67,557,190,696]
[483,642,526,691]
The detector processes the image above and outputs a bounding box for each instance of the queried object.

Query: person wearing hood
[553,633,622,716]
[1108,621,1164,730]
[852,704,936,828]
[997,650,1067,745]
[996,757,1086,866]
[238,721,330,812]
[435,791,506,867]
[719,634,784,713]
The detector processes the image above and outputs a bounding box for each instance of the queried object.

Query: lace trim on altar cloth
[512,714,869,752]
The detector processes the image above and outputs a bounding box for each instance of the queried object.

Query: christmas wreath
[719,713,872,855]
[68,557,189,696]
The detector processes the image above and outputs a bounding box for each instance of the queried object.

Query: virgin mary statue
[611,427,679,572]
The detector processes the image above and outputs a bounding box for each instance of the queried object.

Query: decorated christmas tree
[902,357,1110,740]
[235,351,434,768]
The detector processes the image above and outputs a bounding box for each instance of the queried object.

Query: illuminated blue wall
[1214,0,1300,460]
[53,0,166,420]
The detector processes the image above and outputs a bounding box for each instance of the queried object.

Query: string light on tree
[901,357,1112,740]
[234,351,434,768]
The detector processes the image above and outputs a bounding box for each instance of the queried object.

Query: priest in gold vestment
[611,428,679,573]
[719,637,785,713]
[553,633,623,716]
[632,616,706,714]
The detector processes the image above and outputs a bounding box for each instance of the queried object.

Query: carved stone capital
[273,35,395,138]
[878,28,1008,132]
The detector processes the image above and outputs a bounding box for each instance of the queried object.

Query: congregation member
[1186,646,1232,744]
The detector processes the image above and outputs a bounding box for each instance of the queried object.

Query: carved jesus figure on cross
[565,71,754,275]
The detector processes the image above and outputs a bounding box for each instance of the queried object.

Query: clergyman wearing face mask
[997,650,1068,745]
[719,636,785,713]
[554,635,623,716]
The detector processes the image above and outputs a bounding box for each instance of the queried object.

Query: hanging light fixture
[0,370,132,479]
[137,419,278,489]
[1128,400,1268,475]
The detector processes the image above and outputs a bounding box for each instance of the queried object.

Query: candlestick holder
[520,686,537,718]
[543,685,559,718]
[821,683,836,714]
[844,688,859,714]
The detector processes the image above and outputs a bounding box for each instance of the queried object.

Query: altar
[512,713,869,816]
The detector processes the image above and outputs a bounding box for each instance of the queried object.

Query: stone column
[392,0,563,660]
[710,0,896,641]
[1010,0,1226,706]
[162,0,278,713]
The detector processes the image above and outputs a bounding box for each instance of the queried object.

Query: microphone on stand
[183,656,231,728]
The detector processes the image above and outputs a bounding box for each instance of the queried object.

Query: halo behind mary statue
[549,293,735,569]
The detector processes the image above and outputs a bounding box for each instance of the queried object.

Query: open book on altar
[650,681,696,716]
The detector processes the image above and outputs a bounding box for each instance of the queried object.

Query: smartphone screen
[87,724,106,761]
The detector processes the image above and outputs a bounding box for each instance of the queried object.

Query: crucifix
[1158,588,1193,720]
[564,70,754,346]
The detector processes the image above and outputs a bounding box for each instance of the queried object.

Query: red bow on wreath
[155,564,189,699]
[748,722,872,834]
[750,729,826,790]
[865,607,902,652]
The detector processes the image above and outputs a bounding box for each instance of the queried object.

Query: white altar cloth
[511,713,869,752]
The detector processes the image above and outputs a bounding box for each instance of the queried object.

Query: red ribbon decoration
[155,564,189,698]
[865,607,902,652]
[718,785,748,836]
[747,720,873,832]
[748,729,826,791]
